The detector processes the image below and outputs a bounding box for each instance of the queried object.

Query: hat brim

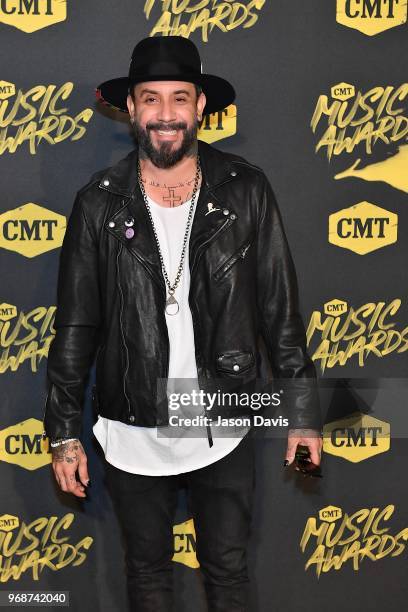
[95,74,235,116]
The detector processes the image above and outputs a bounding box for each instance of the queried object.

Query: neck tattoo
[140,175,197,189]
[163,188,182,207]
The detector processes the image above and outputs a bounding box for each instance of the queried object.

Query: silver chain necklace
[137,154,201,316]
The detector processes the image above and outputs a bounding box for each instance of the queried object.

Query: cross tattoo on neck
[163,188,182,207]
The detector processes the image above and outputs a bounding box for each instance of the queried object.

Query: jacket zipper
[116,243,132,417]
[92,340,105,411]
[164,330,169,378]
[213,238,252,282]
[120,237,169,386]
[188,209,236,377]
[41,388,50,439]
[190,214,236,280]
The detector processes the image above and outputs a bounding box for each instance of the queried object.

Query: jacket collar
[100,141,239,294]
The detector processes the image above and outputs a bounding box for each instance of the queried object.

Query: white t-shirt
[93,189,250,475]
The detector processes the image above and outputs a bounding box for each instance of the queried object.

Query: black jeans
[104,428,256,612]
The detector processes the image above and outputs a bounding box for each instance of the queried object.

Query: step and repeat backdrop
[1,1,408,611]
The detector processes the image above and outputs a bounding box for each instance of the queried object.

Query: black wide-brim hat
[96,36,235,116]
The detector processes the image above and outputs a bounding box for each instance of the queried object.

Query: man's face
[127,81,206,169]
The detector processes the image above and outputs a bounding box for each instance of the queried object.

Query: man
[43,36,322,611]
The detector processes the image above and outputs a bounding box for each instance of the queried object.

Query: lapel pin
[125,228,135,239]
[125,217,134,227]
[205,202,221,216]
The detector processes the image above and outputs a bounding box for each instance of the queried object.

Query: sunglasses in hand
[294,446,323,478]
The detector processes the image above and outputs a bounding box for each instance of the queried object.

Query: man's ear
[197,91,206,122]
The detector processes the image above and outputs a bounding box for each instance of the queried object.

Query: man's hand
[51,439,89,498]
[285,428,322,467]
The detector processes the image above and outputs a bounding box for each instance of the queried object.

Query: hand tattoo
[52,440,84,464]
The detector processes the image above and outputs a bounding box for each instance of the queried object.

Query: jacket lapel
[100,141,238,290]
[105,189,167,293]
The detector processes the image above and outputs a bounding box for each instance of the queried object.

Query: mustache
[145,121,188,131]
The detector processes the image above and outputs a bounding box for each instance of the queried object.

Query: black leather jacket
[42,140,321,442]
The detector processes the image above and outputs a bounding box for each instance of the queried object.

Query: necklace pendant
[165,293,179,315]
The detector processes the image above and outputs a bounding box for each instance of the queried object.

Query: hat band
[129,60,201,81]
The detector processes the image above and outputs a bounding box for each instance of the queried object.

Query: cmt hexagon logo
[324,299,348,317]
[198,105,237,144]
[173,518,199,568]
[0,418,51,470]
[0,203,66,258]
[329,202,398,254]
[0,0,67,33]
[331,82,355,101]
[0,80,15,100]
[323,412,390,462]
[0,514,19,531]
[336,0,407,36]
[0,302,17,321]
[318,506,343,522]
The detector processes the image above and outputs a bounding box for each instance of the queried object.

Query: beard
[132,117,198,169]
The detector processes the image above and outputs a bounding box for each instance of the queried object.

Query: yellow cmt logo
[173,518,199,568]
[336,0,407,36]
[198,105,237,144]
[0,203,66,257]
[331,82,355,101]
[318,506,343,522]
[329,202,398,254]
[0,80,15,99]
[0,418,51,470]
[0,302,17,321]
[0,0,67,33]
[323,299,348,316]
[0,514,19,531]
[323,412,390,462]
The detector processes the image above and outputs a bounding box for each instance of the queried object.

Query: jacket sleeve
[256,174,322,431]
[42,188,102,441]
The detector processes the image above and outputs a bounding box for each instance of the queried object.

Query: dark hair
[194,84,203,98]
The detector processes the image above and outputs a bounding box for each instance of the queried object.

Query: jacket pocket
[215,349,255,375]
[213,236,253,282]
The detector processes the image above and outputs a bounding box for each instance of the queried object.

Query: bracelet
[50,438,79,448]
